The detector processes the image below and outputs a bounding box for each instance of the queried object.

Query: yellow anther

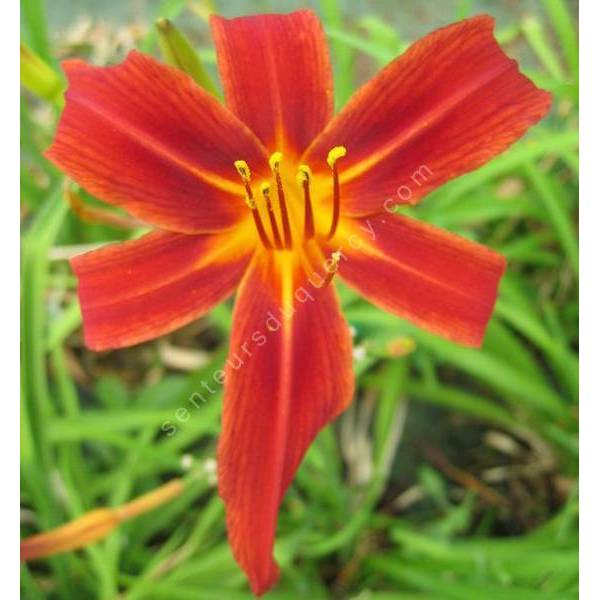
[233,159,272,250]
[327,146,347,169]
[296,164,312,186]
[268,151,283,172]
[260,181,274,209]
[234,160,251,181]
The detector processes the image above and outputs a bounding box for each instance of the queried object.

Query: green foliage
[155,18,219,97]
[21,0,578,598]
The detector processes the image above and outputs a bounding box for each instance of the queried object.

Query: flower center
[233,146,347,251]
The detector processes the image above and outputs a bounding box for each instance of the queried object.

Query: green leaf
[319,0,355,107]
[524,161,579,275]
[20,42,64,107]
[521,16,566,82]
[156,18,219,96]
[541,0,579,80]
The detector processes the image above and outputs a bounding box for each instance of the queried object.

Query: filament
[296,165,315,240]
[234,160,272,249]
[260,182,283,250]
[269,152,293,248]
[326,146,346,240]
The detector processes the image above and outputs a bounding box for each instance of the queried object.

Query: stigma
[321,251,342,288]
[233,146,347,251]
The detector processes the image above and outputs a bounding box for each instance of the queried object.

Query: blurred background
[21,0,578,598]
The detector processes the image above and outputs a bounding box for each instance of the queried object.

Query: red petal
[210,10,333,156]
[334,214,506,346]
[303,15,551,216]
[219,251,354,594]
[72,230,250,350]
[46,51,269,233]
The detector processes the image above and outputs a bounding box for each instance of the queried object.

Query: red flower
[46,10,550,595]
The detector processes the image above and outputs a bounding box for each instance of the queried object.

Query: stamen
[296,165,314,240]
[322,251,342,287]
[327,147,347,169]
[234,160,272,249]
[260,182,283,250]
[234,159,255,203]
[234,159,251,182]
[269,152,293,249]
[326,146,347,240]
[268,152,283,172]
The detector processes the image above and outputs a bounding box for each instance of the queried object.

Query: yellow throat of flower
[234,146,347,252]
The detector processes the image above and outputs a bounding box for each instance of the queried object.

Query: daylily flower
[45,10,550,595]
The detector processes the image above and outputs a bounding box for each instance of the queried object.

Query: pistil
[322,251,342,287]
